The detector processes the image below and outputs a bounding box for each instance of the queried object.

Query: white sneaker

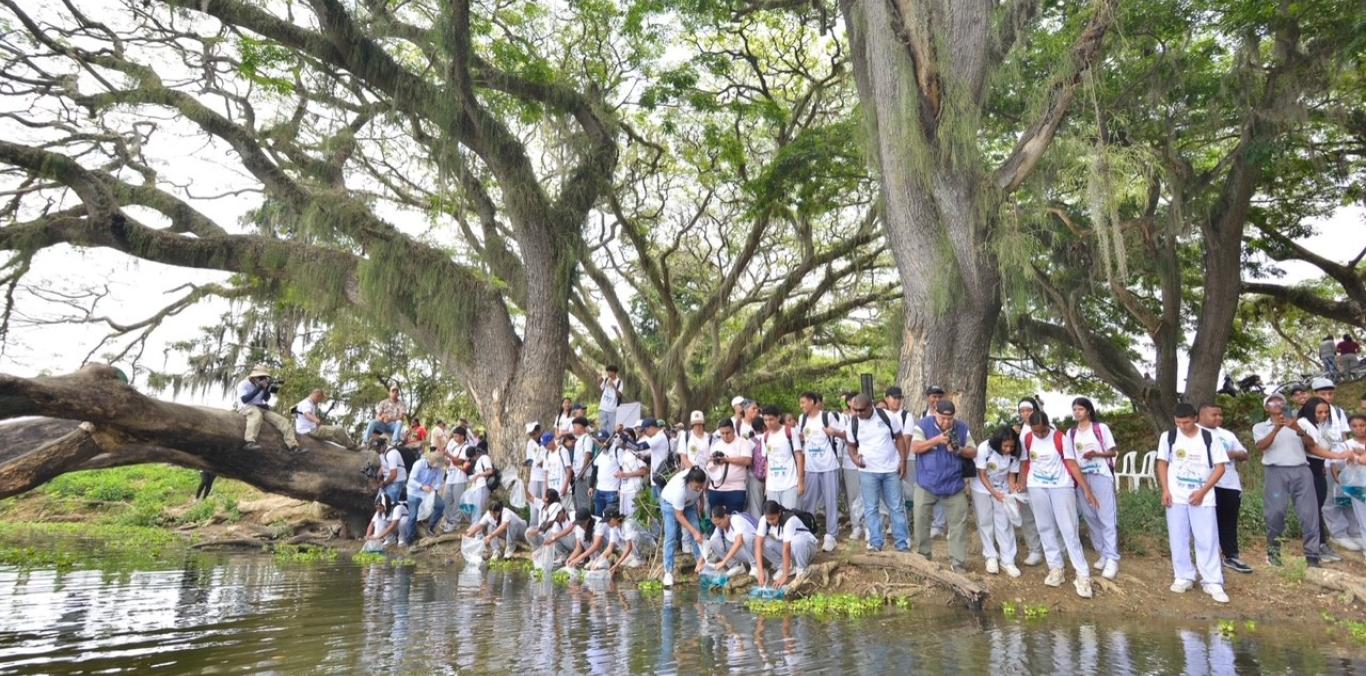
[662,572,674,587]
[1003,564,1022,578]
[865,540,875,551]
[1092,557,1105,571]
[1044,569,1065,587]
[1170,579,1194,593]
[1204,584,1229,603]
[1074,576,1093,598]
[1331,537,1362,552]
[749,565,763,578]
[1023,551,1044,567]
[822,534,837,552]
[985,557,1000,575]
[930,527,944,539]
[1102,559,1119,580]
[726,564,746,578]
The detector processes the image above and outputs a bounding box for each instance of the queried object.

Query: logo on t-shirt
[987,462,999,471]
[1175,448,1187,460]
[1030,450,1039,460]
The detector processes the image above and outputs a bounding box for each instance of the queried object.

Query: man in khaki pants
[237,365,302,454]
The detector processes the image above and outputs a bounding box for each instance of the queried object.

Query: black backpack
[783,509,820,537]
[394,445,421,473]
[848,408,897,443]
[650,436,680,488]
[1166,428,1215,465]
[798,411,839,459]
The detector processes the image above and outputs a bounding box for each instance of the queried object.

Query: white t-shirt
[294,398,319,435]
[594,447,623,492]
[1208,427,1245,491]
[573,435,594,476]
[1252,420,1309,467]
[471,454,494,489]
[236,378,269,411]
[847,411,903,474]
[599,376,623,412]
[707,437,750,492]
[369,510,397,538]
[719,512,758,546]
[607,519,644,548]
[1023,428,1073,489]
[1322,407,1349,451]
[555,413,575,435]
[527,439,546,483]
[477,507,526,533]
[761,427,800,492]
[972,440,1020,494]
[681,431,714,467]
[618,449,646,496]
[1067,424,1115,478]
[445,442,470,485]
[382,448,408,484]
[799,411,840,474]
[1157,428,1229,507]
[574,516,604,546]
[756,514,810,543]
[659,472,701,509]
[645,432,671,475]
[543,447,573,492]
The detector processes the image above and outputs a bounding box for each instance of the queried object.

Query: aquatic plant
[488,558,533,572]
[552,570,572,586]
[1002,601,1019,618]
[0,522,180,570]
[273,544,338,564]
[637,580,663,595]
[1218,620,1237,637]
[352,552,387,566]
[1022,604,1050,620]
[745,594,889,618]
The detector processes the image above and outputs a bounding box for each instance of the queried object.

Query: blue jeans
[1323,355,1339,378]
[365,420,402,444]
[661,500,701,574]
[860,471,909,551]
[594,490,619,517]
[403,490,444,542]
[599,409,616,432]
[707,489,746,515]
[382,482,403,505]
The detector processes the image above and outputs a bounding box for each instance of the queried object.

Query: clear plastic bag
[416,492,435,522]
[1002,493,1025,528]
[461,536,486,566]
[1341,463,1366,504]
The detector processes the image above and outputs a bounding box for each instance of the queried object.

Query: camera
[744,430,756,440]
[267,378,284,394]
[711,450,726,462]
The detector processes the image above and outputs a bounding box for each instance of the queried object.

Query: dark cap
[642,417,661,429]
[925,385,946,396]
[885,386,904,398]
[934,400,956,415]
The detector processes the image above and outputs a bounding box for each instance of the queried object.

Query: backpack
[848,408,897,444]
[1165,428,1215,466]
[1069,423,1115,469]
[782,509,819,537]
[797,411,838,459]
[1022,429,1065,455]
[395,445,421,473]
[651,437,680,488]
[754,427,796,481]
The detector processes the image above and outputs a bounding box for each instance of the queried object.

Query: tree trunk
[0,365,375,516]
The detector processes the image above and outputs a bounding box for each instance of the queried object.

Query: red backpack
[1068,423,1113,469]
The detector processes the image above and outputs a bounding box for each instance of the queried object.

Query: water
[0,553,1360,674]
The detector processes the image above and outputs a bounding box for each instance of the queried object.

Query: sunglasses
[851,406,869,413]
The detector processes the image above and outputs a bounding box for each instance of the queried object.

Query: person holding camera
[236,365,301,454]
[909,400,975,573]
[706,419,752,516]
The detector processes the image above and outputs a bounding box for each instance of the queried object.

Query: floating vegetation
[273,544,338,564]
[1218,620,1237,637]
[352,552,387,566]
[1001,601,1050,620]
[552,569,572,586]
[745,594,892,618]
[0,546,80,570]
[637,580,663,595]
[488,558,533,572]
[0,523,180,571]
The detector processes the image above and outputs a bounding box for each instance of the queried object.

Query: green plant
[1277,558,1308,584]
[352,552,387,566]
[745,594,888,618]
[488,557,533,572]
[273,544,338,564]
[1022,604,1050,620]
[1002,601,1019,618]
[637,579,662,594]
[269,520,295,540]
[552,569,572,586]
[1218,620,1237,637]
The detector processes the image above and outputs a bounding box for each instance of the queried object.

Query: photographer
[236,365,301,454]
[706,420,752,516]
[909,400,975,573]
[294,389,354,448]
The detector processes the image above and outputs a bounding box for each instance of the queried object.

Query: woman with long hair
[1011,397,1045,566]
[1068,397,1122,580]
[1021,410,1098,598]
[972,425,1024,577]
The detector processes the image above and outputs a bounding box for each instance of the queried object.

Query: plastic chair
[1115,451,1139,491]
[1137,451,1158,490]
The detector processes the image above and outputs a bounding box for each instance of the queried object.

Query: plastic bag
[506,476,528,509]
[461,536,486,566]
[748,586,786,600]
[1341,463,1366,504]
[1001,493,1025,528]
[533,543,557,572]
[416,492,435,522]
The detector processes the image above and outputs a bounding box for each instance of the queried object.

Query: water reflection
[0,557,1358,674]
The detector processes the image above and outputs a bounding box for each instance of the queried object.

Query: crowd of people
[232,363,1366,606]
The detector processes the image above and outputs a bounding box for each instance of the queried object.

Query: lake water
[0,552,1360,674]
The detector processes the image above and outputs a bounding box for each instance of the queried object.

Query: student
[1067,397,1121,580]
[566,509,609,570]
[1312,378,1361,554]
[554,398,575,435]
[1252,393,1339,567]
[837,394,909,552]
[1197,404,1253,574]
[679,411,714,470]
[526,421,546,502]
[641,418,672,487]
[528,502,575,569]
[1339,333,1361,376]
[909,400,975,573]
[659,467,707,587]
[696,504,760,578]
[569,418,596,514]
[541,433,574,509]
[403,450,447,544]
[441,427,472,532]
[1343,415,1366,544]
[377,441,408,505]
[363,495,406,552]
[1296,393,1356,563]
[760,406,803,509]
[602,508,653,573]
[883,387,918,526]
[1021,410,1097,598]
[797,392,841,552]
[466,500,528,560]
[523,487,561,531]
[1011,398,1045,566]
[465,445,495,521]
[591,429,623,517]
[615,432,650,519]
[738,402,764,516]
[837,392,865,542]
[1320,335,1340,378]
[706,420,752,515]
[753,500,818,588]
[1156,403,1230,603]
[973,426,1023,577]
[599,366,625,432]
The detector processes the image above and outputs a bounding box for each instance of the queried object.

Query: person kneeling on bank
[754,500,818,588]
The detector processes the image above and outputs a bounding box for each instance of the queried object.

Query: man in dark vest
[909,400,976,573]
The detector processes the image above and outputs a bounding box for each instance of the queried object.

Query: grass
[0,465,260,529]
[637,579,662,594]
[745,593,895,618]
[0,522,181,571]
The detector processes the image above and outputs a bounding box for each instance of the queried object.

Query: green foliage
[745,593,890,618]
[1,465,255,530]
[352,552,388,566]
[273,544,339,564]
[0,523,179,571]
[488,557,533,572]
[236,36,296,95]
[637,579,663,594]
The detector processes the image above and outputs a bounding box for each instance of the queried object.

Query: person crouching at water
[465,500,527,560]
[972,426,1023,578]
[601,507,653,574]
[1021,410,1097,598]
[696,504,761,579]
[753,500,818,588]
[528,502,575,569]
[565,508,608,570]
[363,495,407,552]
[1157,403,1230,604]
[660,467,707,588]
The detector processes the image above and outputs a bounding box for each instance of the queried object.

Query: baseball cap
[540,432,556,447]
[1287,383,1307,395]
[642,417,661,429]
[925,385,946,396]
[731,396,746,407]
[885,386,904,398]
[524,421,539,434]
[935,400,956,415]
[689,410,705,425]
[571,402,586,411]
[1263,393,1286,407]
[1311,377,1335,392]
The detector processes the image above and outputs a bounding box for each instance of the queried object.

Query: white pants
[841,468,865,533]
[1166,503,1222,587]
[706,530,757,567]
[758,533,817,571]
[1077,473,1121,562]
[1029,486,1089,576]
[972,490,1018,564]
[1016,496,1044,556]
[767,486,798,509]
[746,475,765,517]
[1351,499,1366,543]
[1323,471,1362,540]
[801,470,841,536]
[490,520,527,557]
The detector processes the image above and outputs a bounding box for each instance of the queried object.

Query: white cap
[1311,377,1335,391]
[730,396,746,407]
[689,410,705,425]
[525,421,539,434]
[1263,393,1286,407]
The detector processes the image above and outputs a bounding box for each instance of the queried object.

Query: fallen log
[1306,567,1366,603]
[785,560,842,596]
[845,551,987,609]
[412,533,463,552]
[190,538,269,551]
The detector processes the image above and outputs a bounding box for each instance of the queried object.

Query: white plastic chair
[1137,451,1158,490]
[1115,451,1139,491]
